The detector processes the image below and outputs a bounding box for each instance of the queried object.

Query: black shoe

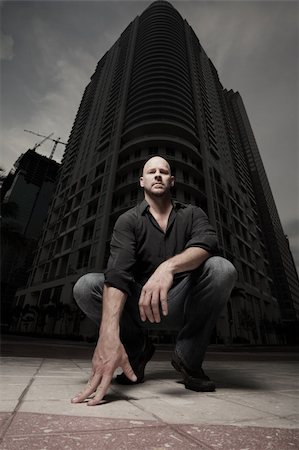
[171,351,216,392]
[115,339,155,385]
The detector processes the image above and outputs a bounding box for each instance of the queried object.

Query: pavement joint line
[125,393,173,424]
[71,358,91,371]
[0,358,44,444]
[190,416,288,427]
[4,423,168,439]
[166,424,215,449]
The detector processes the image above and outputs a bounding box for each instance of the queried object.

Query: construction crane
[26,132,54,152]
[24,129,67,159]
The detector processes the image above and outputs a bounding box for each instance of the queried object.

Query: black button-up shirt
[105,200,218,296]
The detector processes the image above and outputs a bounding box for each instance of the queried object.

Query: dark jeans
[73,256,237,371]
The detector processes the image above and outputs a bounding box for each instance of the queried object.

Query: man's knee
[204,256,237,288]
[73,273,105,306]
[193,256,237,295]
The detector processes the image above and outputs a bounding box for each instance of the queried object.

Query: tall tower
[15,0,298,343]
[225,90,299,341]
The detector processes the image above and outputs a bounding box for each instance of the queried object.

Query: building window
[148,146,157,155]
[132,169,139,180]
[131,189,138,201]
[86,199,98,218]
[39,288,52,306]
[17,295,25,308]
[70,183,76,195]
[82,222,95,242]
[77,246,91,269]
[58,256,69,277]
[91,180,102,197]
[74,192,83,208]
[60,218,68,234]
[95,162,105,178]
[183,171,189,183]
[121,174,128,184]
[55,238,63,254]
[213,168,221,185]
[184,192,191,203]
[49,259,58,279]
[64,231,74,250]
[166,148,175,157]
[42,264,50,282]
[52,285,63,303]
[65,199,73,213]
[79,175,87,190]
[69,211,79,227]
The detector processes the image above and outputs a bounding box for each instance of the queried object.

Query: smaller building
[1,150,60,330]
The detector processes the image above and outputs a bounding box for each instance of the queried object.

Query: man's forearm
[163,247,210,275]
[100,285,127,335]
[71,285,135,405]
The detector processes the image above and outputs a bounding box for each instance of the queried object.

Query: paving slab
[0,414,11,434]
[178,424,299,449]
[32,376,85,385]
[18,398,158,421]
[0,426,203,450]
[130,395,273,425]
[0,377,33,385]
[215,391,299,417]
[0,385,27,401]
[0,401,18,414]
[23,383,87,401]
[6,411,159,434]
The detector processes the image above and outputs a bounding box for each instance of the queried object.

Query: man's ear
[140,176,144,187]
[170,176,175,187]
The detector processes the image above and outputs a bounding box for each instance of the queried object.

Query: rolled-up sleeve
[104,212,136,296]
[184,206,219,255]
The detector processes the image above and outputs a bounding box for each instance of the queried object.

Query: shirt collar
[138,199,186,216]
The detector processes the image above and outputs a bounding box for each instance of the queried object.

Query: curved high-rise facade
[15,1,298,343]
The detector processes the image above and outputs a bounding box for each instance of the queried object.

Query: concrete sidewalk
[0,336,298,449]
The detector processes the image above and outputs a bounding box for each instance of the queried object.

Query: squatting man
[71,156,237,406]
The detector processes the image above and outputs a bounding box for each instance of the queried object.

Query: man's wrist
[99,325,120,339]
[161,258,176,275]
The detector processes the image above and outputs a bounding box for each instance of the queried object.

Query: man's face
[140,157,174,197]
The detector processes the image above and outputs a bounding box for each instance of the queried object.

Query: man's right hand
[71,333,137,406]
[139,260,173,323]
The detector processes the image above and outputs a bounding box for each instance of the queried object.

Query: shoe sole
[184,381,216,392]
[171,356,216,392]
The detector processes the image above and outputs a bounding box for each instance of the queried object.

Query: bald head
[142,156,171,176]
[140,156,174,198]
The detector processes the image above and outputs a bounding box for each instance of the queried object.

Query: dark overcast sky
[1,0,298,269]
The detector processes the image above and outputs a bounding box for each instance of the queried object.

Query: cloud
[283,219,299,272]
[0,31,14,60]
[1,13,98,168]
[284,219,299,240]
